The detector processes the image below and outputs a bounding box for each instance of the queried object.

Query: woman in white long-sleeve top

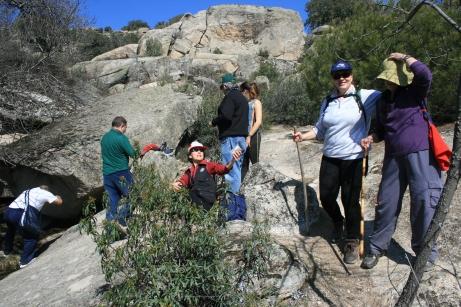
[293,60,381,264]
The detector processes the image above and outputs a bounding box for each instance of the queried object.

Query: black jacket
[212,88,249,139]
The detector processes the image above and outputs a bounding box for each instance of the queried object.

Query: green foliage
[252,62,279,82]
[79,164,273,305]
[78,30,139,60]
[121,19,149,31]
[184,88,223,161]
[300,3,461,123]
[155,14,184,29]
[80,166,238,306]
[213,47,223,54]
[305,0,376,29]
[258,49,269,58]
[263,74,315,126]
[145,38,163,57]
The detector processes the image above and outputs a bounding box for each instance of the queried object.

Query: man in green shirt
[100,116,136,226]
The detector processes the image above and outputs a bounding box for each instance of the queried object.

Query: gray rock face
[138,5,304,61]
[0,224,105,307]
[225,221,308,303]
[242,162,320,235]
[0,86,201,219]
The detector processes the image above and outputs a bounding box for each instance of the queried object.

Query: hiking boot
[361,252,384,269]
[331,223,344,244]
[343,240,359,264]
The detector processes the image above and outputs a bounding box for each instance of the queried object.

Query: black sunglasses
[191,148,204,152]
[332,71,352,80]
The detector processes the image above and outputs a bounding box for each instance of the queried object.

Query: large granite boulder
[91,44,138,61]
[0,86,201,219]
[0,223,105,306]
[241,162,320,234]
[138,5,304,61]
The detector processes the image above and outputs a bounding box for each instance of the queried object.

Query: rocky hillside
[0,125,459,306]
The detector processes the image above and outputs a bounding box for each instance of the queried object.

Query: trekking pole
[293,127,309,231]
[359,148,368,259]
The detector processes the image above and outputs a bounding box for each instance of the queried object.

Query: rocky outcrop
[0,86,202,219]
[138,6,304,61]
[91,44,138,61]
[0,223,105,306]
[72,5,303,92]
[242,162,320,234]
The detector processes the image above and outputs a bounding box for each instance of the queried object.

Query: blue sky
[84,0,307,30]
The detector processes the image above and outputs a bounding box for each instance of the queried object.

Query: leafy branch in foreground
[79,164,272,306]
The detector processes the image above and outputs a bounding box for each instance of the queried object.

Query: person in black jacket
[211,73,249,193]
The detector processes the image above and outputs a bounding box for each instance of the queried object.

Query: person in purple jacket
[360,52,442,269]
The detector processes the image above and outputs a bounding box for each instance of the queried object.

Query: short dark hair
[112,116,127,127]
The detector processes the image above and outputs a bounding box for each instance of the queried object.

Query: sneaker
[331,223,344,244]
[160,142,174,156]
[19,257,36,269]
[343,240,359,264]
[361,252,384,269]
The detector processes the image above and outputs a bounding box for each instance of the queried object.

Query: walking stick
[293,127,309,231]
[359,148,368,259]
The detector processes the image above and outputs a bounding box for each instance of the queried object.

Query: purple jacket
[375,61,431,156]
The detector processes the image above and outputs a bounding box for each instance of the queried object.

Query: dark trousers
[319,155,363,239]
[103,169,133,226]
[3,207,39,265]
[241,130,261,181]
[369,150,442,262]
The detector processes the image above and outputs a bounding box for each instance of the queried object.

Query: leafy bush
[80,166,238,306]
[263,74,316,126]
[80,164,272,305]
[155,14,184,29]
[145,38,163,57]
[213,47,223,54]
[252,62,279,82]
[180,88,222,161]
[121,19,149,31]
[258,49,269,58]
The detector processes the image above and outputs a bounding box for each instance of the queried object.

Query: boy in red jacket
[173,141,241,210]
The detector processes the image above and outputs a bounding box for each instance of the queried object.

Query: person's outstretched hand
[172,181,182,192]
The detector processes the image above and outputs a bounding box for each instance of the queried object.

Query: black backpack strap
[323,90,367,124]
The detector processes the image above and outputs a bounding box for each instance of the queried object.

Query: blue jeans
[220,136,247,194]
[103,169,133,226]
[3,207,39,265]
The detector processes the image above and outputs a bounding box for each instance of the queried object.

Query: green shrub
[258,49,269,58]
[252,62,279,82]
[213,47,223,54]
[79,164,272,306]
[180,88,222,161]
[121,19,149,31]
[79,166,239,306]
[145,38,163,57]
[155,14,184,29]
[263,74,316,126]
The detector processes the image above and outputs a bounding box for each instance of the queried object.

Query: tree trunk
[395,75,461,306]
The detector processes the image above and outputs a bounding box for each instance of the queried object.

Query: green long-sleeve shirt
[100,128,136,175]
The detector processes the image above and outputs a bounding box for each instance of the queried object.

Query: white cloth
[313,86,381,160]
[9,187,58,211]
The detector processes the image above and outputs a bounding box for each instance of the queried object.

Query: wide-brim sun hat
[377,59,414,86]
[188,141,208,153]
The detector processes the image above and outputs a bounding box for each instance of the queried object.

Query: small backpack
[322,89,367,125]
